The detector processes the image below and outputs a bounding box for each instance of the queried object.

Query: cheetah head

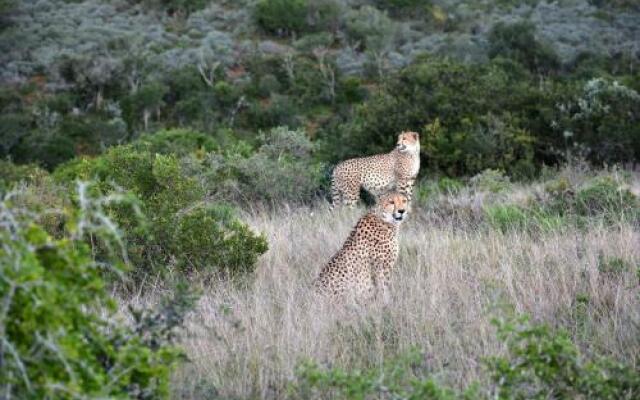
[396,131,420,153]
[377,192,409,225]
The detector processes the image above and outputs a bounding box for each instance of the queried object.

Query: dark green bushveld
[1,0,639,398]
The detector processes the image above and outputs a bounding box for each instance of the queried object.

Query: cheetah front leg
[337,185,360,209]
[372,255,394,304]
[329,179,342,210]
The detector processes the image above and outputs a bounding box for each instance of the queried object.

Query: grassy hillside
[1,0,639,171]
[145,165,638,398]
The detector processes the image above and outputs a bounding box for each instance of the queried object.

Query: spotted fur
[315,192,409,303]
[330,132,420,209]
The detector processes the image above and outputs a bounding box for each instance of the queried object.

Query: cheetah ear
[412,132,419,141]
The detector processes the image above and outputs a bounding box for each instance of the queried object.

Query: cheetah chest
[397,156,420,180]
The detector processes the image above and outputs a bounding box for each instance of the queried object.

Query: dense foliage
[1,1,638,176]
[0,186,186,399]
[53,132,269,283]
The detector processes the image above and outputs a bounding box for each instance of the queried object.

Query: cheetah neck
[368,212,401,231]
[392,148,419,160]
[393,148,420,176]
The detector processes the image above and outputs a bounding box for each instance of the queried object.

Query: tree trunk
[143,109,150,131]
[95,87,103,110]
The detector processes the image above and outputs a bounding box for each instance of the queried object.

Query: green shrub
[484,203,566,233]
[0,189,184,398]
[243,95,300,130]
[437,177,464,194]
[470,169,511,193]
[481,173,640,233]
[173,204,268,277]
[254,0,342,36]
[344,6,395,51]
[574,176,638,219]
[337,76,367,104]
[306,0,344,33]
[157,0,209,14]
[557,79,640,165]
[588,0,640,10]
[413,177,464,206]
[319,58,540,175]
[134,128,219,156]
[254,0,309,36]
[495,0,541,9]
[485,204,530,232]
[54,142,268,284]
[544,176,572,196]
[121,81,168,131]
[234,127,325,204]
[292,351,476,400]
[597,255,630,278]
[489,316,640,399]
[488,21,560,74]
[0,113,30,158]
[293,32,334,53]
[0,160,49,193]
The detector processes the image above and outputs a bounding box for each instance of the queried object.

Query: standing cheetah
[330,131,420,209]
[315,192,409,302]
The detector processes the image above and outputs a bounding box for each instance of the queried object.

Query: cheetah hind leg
[330,180,359,210]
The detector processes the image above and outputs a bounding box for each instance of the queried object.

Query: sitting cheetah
[315,192,409,302]
[330,131,420,209]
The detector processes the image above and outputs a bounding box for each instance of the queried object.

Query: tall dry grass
[159,183,640,398]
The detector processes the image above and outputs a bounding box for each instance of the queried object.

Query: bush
[254,0,309,36]
[234,126,325,204]
[489,316,640,399]
[134,128,219,156]
[0,113,30,158]
[319,58,541,175]
[306,0,344,33]
[470,169,511,193]
[484,203,566,233]
[173,204,268,276]
[412,177,464,206]
[0,160,48,193]
[156,0,209,14]
[437,176,464,194]
[0,188,184,398]
[54,141,268,284]
[597,255,630,278]
[574,176,638,220]
[344,6,395,51]
[488,21,560,74]
[293,351,475,400]
[485,204,530,232]
[557,79,640,165]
